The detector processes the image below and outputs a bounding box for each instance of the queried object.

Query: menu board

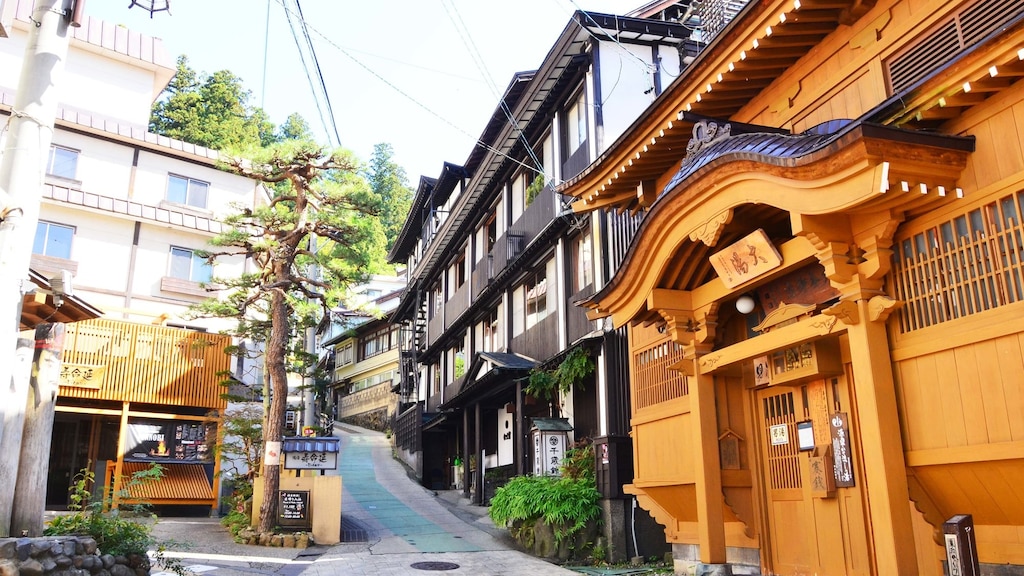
[278,490,310,530]
[126,420,212,463]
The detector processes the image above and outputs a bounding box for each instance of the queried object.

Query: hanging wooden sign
[710,229,783,288]
[830,412,856,487]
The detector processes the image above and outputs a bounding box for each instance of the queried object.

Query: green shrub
[488,474,601,544]
[44,463,187,576]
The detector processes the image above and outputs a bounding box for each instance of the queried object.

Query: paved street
[150,425,580,576]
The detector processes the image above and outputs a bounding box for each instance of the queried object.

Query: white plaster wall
[63,46,157,125]
[657,44,683,93]
[0,24,163,126]
[133,151,257,217]
[597,40,661,152]
[50,131,135,195]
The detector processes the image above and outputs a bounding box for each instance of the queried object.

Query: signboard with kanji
[284,450,338,470]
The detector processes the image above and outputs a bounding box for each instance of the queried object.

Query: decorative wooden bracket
[868,295,902,322]
[823,300,859,326]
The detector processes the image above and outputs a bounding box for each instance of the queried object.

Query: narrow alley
[151,425,581,576]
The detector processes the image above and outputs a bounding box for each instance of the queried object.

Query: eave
[581,121,974,328]
[560,0,878,215]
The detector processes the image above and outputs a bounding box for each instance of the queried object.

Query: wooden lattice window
[631,337,689,410]
[890,189,1024,332]
[762,390,801,490]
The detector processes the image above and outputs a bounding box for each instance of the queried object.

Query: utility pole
[0,0,73,536]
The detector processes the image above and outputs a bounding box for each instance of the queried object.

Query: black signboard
[830,412,856,488]
[278,490,310,531]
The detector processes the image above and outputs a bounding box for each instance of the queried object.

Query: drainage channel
[274,547,330,576]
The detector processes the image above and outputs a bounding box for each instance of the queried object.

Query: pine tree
[193,141,384,534]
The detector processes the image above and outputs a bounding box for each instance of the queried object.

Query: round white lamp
[735,294,756,314]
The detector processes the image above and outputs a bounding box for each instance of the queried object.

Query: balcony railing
[60,319,231,410]
[471,254,493,300]
[427,308,444,347]
[445,280,471,329]
[492,232,525,277]
[561,142,590,181]
[567,285,596,344]
[420,209,449,250]
[510,313,559,364]
[509,185,556,254]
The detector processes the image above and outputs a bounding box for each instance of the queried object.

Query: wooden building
[565,0,1024,574]
[388,8,693,560]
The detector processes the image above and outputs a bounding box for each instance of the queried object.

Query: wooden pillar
[687,345,727,565]
[474,402,482,505]
[462,408,470,498]
[112,401,130,510]
[515,379,524,477]
[844,296,918,575]
[650,292,727,566]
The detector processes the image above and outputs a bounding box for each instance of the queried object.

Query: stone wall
[0,536,149,576]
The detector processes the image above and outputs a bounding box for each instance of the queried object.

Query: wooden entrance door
[756,378,871,575]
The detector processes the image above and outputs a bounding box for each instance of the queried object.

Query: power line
[294,0,341,147]
[441,0,545,176]
[280,0,334,146]
[271,0,542,175]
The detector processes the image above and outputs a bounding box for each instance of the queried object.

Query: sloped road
[151,425,578,576]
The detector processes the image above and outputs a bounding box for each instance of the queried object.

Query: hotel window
[360,326,395,361]
[338,343,354,366]
[167,174,210,209]
[33,221,74,259]
[169,247,212,283]
[522,258,557,331]
[564,91,587,157]
[47,145,79,180]
[573,232,593,293]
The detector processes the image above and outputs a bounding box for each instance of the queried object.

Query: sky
[85,0,635,182]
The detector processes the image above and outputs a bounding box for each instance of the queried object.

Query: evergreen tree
[366,143,412,252]
[150,56,272,151]
[194,141,382,535]
[279,113,314,143]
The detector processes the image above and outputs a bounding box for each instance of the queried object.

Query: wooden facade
[565,0,1024,573]
[55,319,229,511]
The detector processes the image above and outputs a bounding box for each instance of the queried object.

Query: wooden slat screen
[762,390,801,491]
[630,335,688,411]
[890,189,1024,332]
[117,462,214,504]
[61,319,230,410]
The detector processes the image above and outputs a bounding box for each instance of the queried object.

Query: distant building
[316,274,405,433]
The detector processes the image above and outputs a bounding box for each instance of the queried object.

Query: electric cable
[295,0,341,147]
[280,0,333,147]
[442,0,545,176]
[271,0,544,175]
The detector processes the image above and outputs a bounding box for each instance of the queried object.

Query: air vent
[887,0,1024,94]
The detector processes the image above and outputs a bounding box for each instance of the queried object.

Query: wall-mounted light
[736,294,756,315]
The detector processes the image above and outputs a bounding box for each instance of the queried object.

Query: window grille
[890,189,1024,332]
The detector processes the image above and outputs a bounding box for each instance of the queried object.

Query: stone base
[672,543,761,575]
[234,529,312,548]
[696,564,733,576]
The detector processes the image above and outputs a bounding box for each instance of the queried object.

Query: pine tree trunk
[257,288,291,533]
